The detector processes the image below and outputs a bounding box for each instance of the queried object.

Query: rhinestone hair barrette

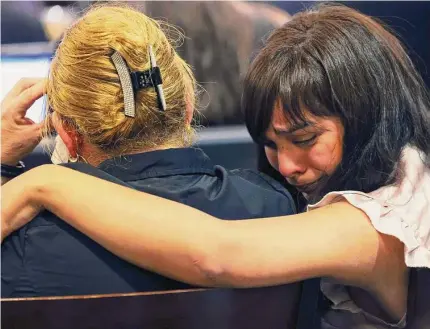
[110,46,166,118]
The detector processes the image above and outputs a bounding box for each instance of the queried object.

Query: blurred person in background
[1,1,82,44]
[39,1,79,42]
[1,1,47,44]
[136,1,290,125]
[2,1,290,125]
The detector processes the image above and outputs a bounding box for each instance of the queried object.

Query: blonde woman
[1,5,298,298]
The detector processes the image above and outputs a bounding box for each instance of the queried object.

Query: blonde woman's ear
[185,97,195,125]
[53,120,78,159]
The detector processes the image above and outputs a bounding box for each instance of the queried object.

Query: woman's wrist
[1,176,12,186]
[1,164,55,242]
[1,221,10,243]
[1,161,26,185]
[27,164,58,206]
[6,164,56,214]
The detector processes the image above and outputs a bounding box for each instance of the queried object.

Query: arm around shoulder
[208,201,384,287]
[211,200,407,319]
[6,165,406,302]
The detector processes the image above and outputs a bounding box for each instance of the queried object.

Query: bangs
[242,50,279,143]
[243,45,335,144]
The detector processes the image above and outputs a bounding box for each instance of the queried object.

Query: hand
[1,168,45,242]
[1,78,47,165]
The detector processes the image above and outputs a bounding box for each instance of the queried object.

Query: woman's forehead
[270,102,312,130]
[267,104,343,136]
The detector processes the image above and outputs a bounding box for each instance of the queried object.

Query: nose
[277,150,306,179]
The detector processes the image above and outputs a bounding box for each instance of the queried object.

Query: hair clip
[147,45,166,111]
[110,46,166,118]
[111,51,136,117]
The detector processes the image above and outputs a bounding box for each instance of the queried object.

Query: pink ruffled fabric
[308,147,430,328]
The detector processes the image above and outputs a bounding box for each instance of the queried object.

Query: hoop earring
[69,138,80,163]
[69,155,78,163]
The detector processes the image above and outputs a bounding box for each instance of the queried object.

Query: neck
[79,142,188,167]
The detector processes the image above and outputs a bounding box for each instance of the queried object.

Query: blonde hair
[46,4,196,156]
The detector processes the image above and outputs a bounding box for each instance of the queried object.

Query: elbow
[191,234,244,288]
[192,255,226,287]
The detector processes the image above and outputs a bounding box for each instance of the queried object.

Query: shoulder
[19,163,134,231]
[309,147,430,269]
[227,168,297,214]
[61,163,132,188]
[230,168,291,192]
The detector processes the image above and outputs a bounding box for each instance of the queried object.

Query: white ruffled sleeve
[308,190,429,268]
[307,148,430,269]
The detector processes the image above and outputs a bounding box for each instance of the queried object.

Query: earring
[69,155,78,163]
[69,138,79,163]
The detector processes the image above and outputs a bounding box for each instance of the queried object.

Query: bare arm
[2,164,397,284]
[1,164,407,317]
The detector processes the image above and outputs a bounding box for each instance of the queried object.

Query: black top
[2,148,296,297]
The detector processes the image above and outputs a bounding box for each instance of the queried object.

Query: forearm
[1,219,9,242]
[1,169,45,242]
[31,165,225,286]
[4,164,392,294]
[27,166,344,287]
[25,166,289,288]
[1,176,11,240]
[2,177,13,242]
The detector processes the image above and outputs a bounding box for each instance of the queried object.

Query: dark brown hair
[244,3,430,202]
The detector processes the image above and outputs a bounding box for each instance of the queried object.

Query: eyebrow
[273,122,313,136]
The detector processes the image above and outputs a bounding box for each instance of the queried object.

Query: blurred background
[1,1,429,170]
[2,1,429,126]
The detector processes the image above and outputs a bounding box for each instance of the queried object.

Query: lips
[291,177,323,194]
[295,183,317,194]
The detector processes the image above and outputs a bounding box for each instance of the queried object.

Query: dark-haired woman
[2,4,429,328]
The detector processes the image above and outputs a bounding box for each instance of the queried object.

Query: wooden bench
[2,284,301,329]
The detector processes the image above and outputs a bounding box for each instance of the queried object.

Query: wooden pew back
[2,284,301,329]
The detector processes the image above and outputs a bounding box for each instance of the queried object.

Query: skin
[51,103,195,168]
[1,78,45,185]
[263,103,344,195]
[1,80,408,322]
[1,79,45,166]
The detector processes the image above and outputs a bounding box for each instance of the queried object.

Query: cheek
[264,147,278,171]
[308,143,342,174]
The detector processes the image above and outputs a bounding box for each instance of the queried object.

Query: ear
[51,112,81,158]
[185,96,195,126]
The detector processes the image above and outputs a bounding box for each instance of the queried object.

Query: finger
[33,121,44,134]
[32,125,44,143]
[21,117,36,125]
[4,78,46,101]
[23,122,44,144]
[14,79,48,117]
[27,121,44,132]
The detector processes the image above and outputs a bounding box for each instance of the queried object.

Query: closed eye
[263,140,277,150]
[293,135,317,146]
